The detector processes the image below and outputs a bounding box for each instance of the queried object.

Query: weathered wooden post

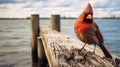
[31,14,39,65]
[51,15,60,32]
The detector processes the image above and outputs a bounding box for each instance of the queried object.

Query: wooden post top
[51,15,61,32]
[31,14,39,16]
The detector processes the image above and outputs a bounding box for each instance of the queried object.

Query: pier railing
[31,14,120,67]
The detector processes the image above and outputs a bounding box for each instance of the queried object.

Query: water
[0,20,31,55]
[0,20,31,67]
[0,19,120,66]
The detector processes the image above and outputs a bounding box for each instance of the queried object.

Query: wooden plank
[40,26,120,67]
[40,26,104,57]
[37,37,48,66]
[41,35,58,67]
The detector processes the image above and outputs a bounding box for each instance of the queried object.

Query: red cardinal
[74,3,112,58]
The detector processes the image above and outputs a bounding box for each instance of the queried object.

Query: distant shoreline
[0,17,120,20]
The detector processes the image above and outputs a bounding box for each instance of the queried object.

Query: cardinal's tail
[98,43,113,59]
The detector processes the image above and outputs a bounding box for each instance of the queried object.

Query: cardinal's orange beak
[86,14,92,19]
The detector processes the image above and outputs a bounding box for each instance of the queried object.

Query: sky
[0,0,120,18]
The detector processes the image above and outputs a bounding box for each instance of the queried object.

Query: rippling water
[0,19,120,66]
[0,20,31,56]
[0,20,32,67]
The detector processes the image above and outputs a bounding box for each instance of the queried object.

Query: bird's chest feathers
[75,22,97,44]
[74,22,94,37]
[79,23,93,34]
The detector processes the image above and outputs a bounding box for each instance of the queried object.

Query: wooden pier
[31,14,120,67]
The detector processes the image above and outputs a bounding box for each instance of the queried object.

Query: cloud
[0,0,26,4]
[0,0,120,18]
[0,0,45,4]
